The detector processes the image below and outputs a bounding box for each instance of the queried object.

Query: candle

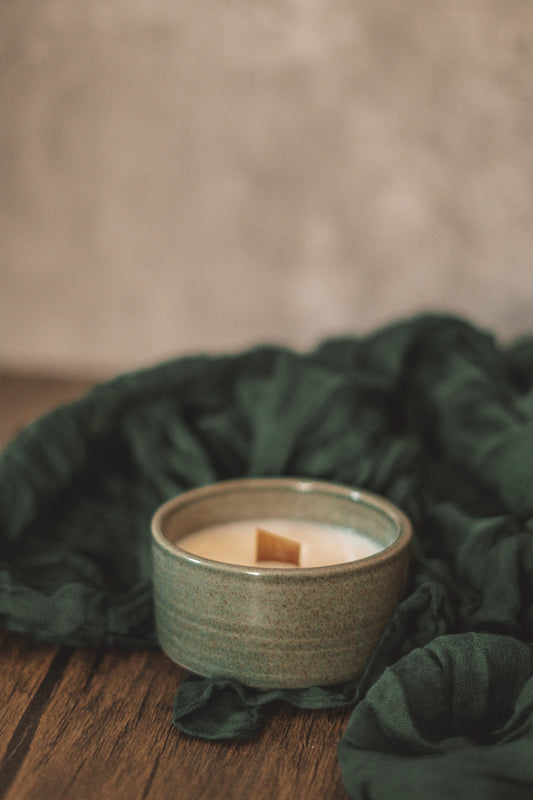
[178,518,383,568]
[152,478,412,687]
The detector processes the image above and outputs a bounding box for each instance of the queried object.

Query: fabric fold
[337,634,533,800]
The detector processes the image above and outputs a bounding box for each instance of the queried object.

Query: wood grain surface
[0,373,352,799]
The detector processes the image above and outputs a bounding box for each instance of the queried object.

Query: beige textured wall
[1,1,532,376]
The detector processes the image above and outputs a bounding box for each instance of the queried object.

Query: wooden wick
[255,527,301,566]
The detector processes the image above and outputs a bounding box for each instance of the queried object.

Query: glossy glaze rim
[151,477,412,578]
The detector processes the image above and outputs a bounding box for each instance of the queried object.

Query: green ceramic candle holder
[151,478,412,689]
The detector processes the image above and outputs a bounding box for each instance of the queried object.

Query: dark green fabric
[2,313,533,798]
[338,633,533,800]
[174,673,358,740]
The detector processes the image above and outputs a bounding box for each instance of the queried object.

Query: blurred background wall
[1,0,532,377]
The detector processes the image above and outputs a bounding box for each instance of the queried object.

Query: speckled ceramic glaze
[151,478,412,689]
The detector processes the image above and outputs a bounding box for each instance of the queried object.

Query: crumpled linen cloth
[2,314,533,798]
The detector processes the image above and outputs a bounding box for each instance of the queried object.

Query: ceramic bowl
[151,478,411,689]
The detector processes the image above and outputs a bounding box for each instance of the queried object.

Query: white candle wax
[178,519,383,568]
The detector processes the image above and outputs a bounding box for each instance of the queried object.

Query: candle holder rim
[150,477,412,577]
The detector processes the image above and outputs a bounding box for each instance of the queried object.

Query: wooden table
[0,373,352,800]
